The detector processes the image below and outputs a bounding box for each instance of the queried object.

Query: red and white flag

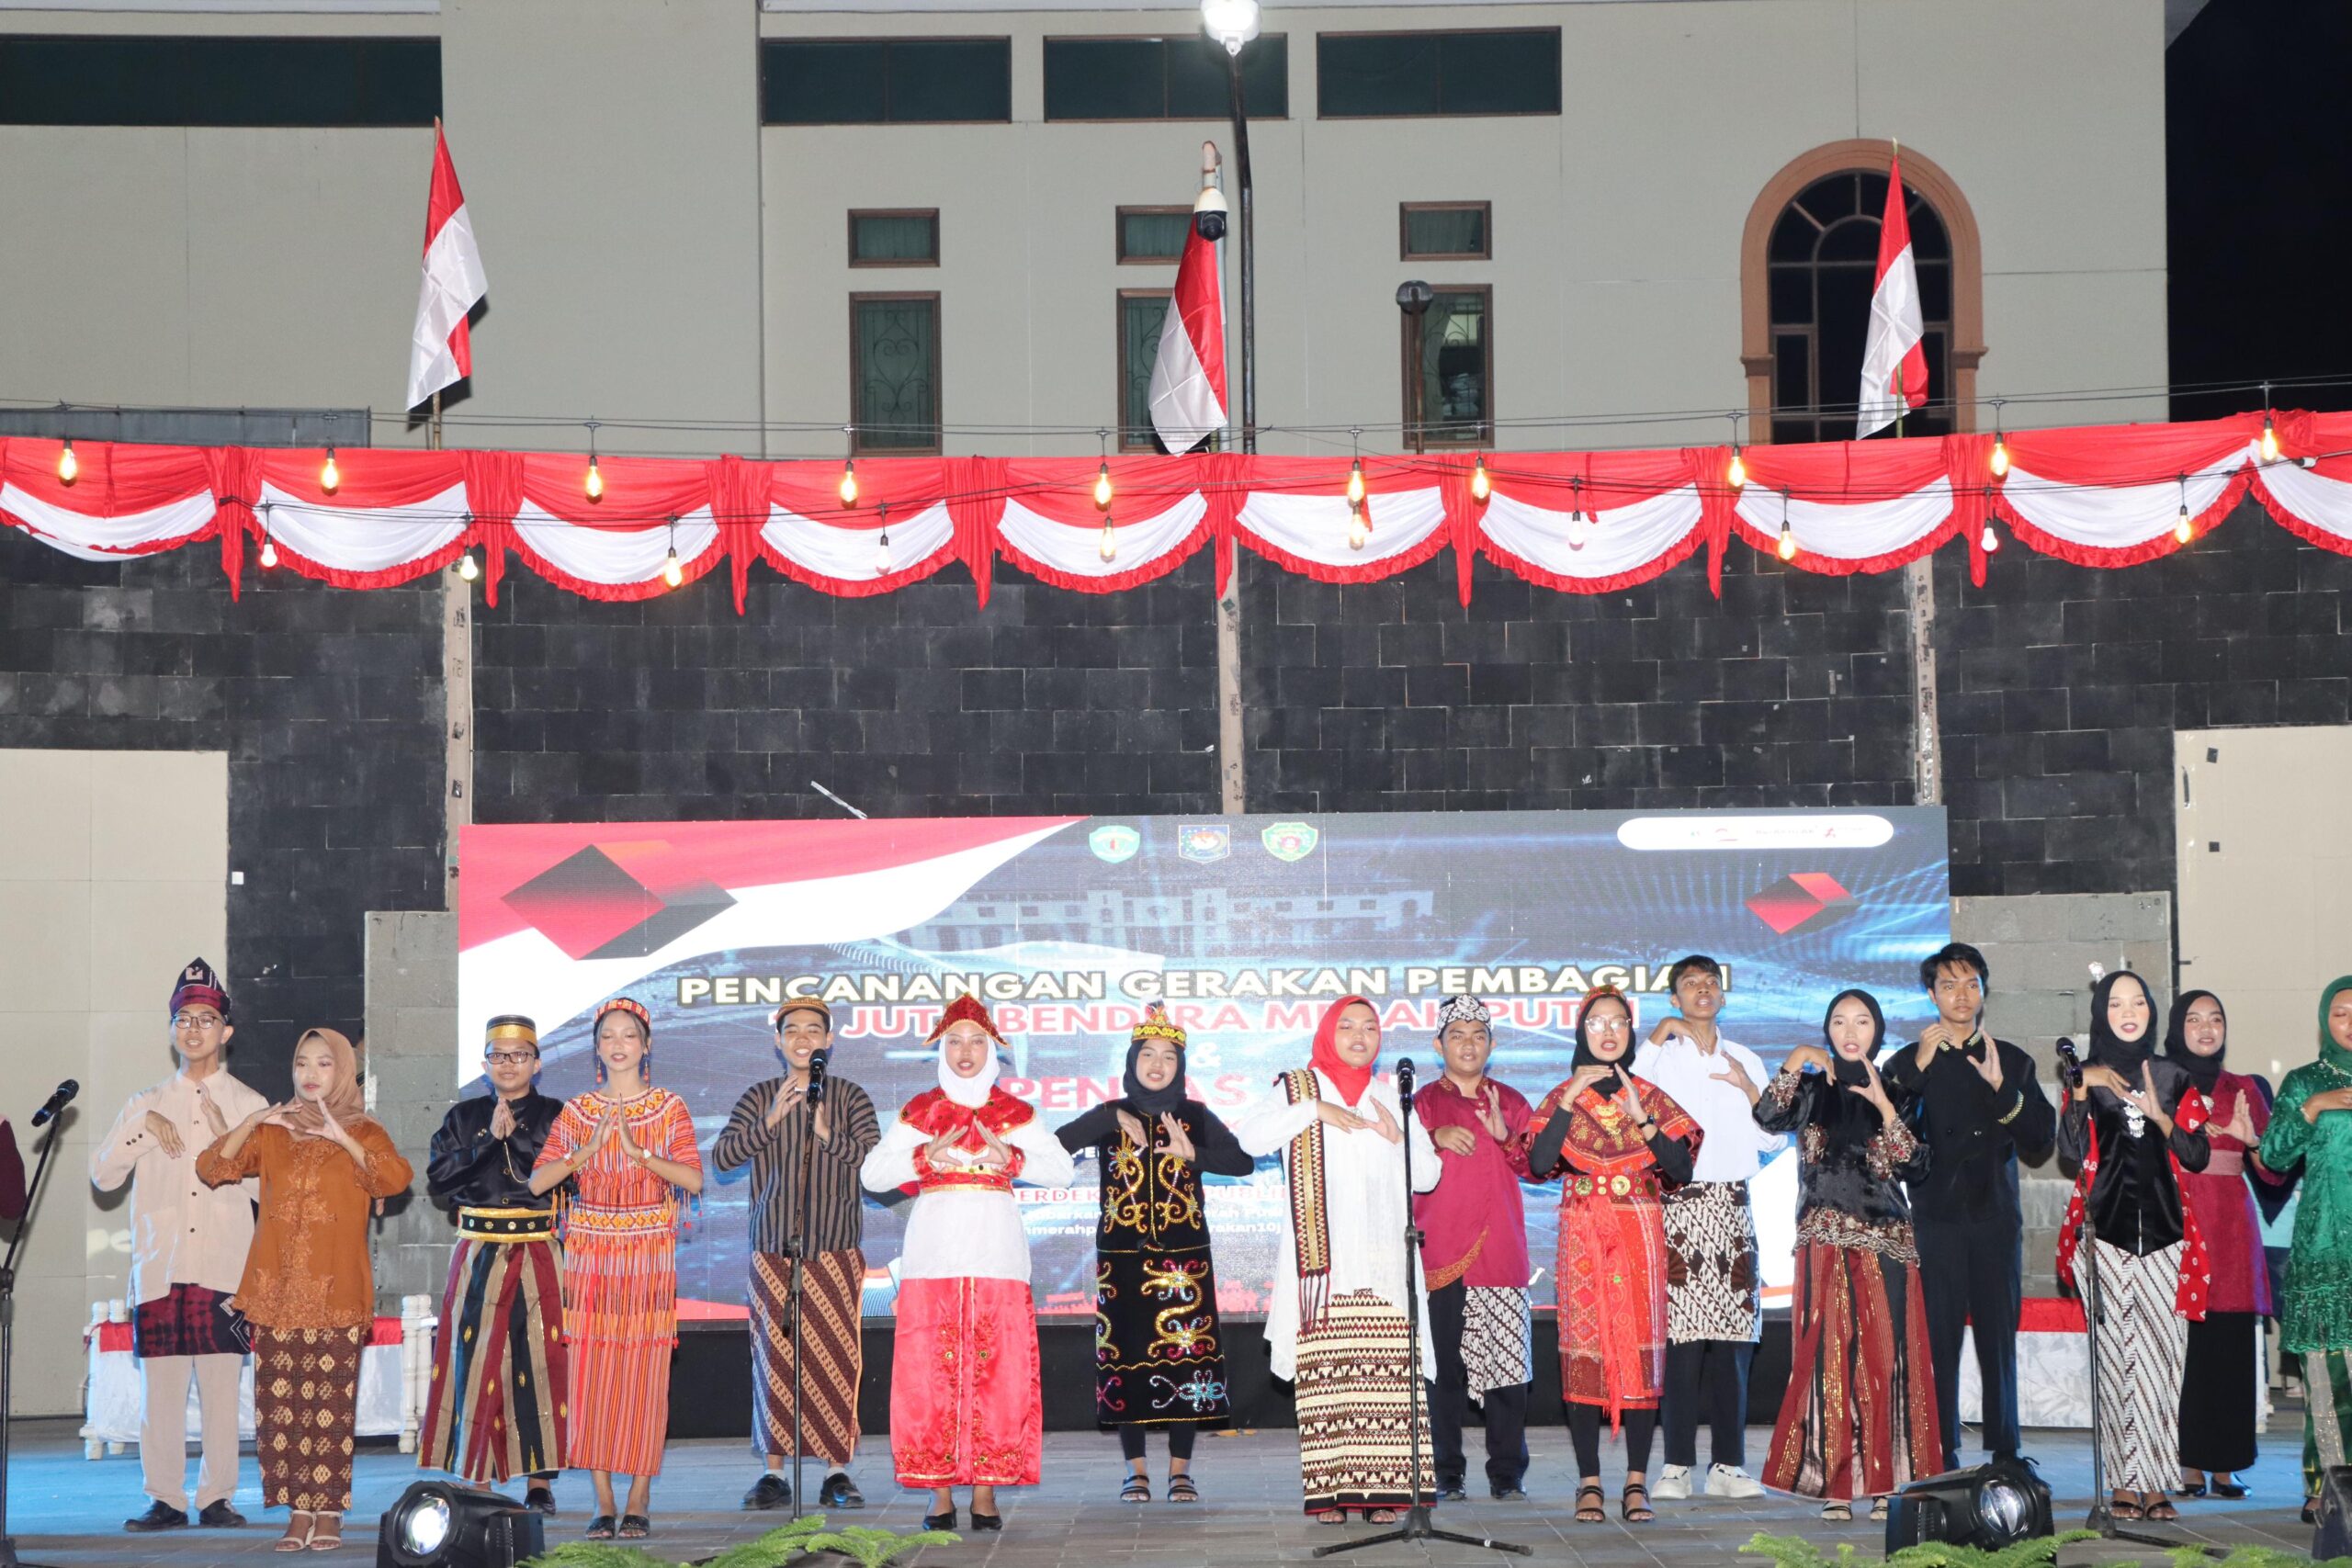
[1148,217,1227,453]
[406,119,489,411]
[1857,144,1928,438]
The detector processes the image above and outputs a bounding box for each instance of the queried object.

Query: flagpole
[430,389,443,452]
[1891,139,1904,440]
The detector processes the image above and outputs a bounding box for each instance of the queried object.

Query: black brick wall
[0,527,445,1098]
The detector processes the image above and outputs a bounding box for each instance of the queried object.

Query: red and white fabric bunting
[6,409,2349,609]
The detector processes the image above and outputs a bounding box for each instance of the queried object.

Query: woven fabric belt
[1565,1172,1659,1200]
[458,1205,555,1241]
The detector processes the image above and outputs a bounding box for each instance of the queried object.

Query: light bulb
[1347,502,1368,551]
[662,547,684,589]
[56,440,77,485]
[458,549,481,582]
[1470,455,1491,502]
[1726,446,1746,490]
[1566,510,1590,551]
[2175,502,2193,545]
[1991,436,2010,478]
[1346,458,1367,507]
[2261,415,2280,464]
[1979,522,2000,554]
[839,459,859,508]
[874,528,892,574]
[259,536,279,570]
[320,447,340,494]
[1777,524,1798,562]
[1093,460,1114,510]
[1098,519,1117,562]
[585,455,605,501]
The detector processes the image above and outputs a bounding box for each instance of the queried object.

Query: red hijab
[1309,995,1380,1106]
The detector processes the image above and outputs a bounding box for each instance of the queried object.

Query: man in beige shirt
[90,958,269,1533]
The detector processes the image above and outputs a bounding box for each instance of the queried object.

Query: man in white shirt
[90,959,269,1533]
[1630,954,1782,1502]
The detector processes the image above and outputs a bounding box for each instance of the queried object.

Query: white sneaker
[1651,1464,1691,1500]
[1706,1463,1765,1499]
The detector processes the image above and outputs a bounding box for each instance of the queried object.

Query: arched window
[1741,141,1984,444]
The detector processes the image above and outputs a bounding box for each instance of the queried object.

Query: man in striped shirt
[713,997,882,1511]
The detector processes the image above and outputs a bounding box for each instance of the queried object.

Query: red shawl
[2055,1086,2212,1319]
[896,1085,1035,1194]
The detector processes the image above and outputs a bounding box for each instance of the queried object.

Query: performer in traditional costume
[1753,989,1939,1521]
[1055,1002,1252,1504]
[1631,954,1781,1502]
[529,998,704,1541]
[2164,989,2278,1498]
[1527,986,1700,1526]
[197,1027,413,1553]
[712,996,882,1512]
[418,1014,567,1509]
[91,958,269,1534]
[860,995,1075,1533]
[2256,975,2352,1526]
[1233,995,1440,1525]
[2056,969,2211,1522]
[1412,996,1534,1503]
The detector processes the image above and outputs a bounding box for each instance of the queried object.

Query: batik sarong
[255,1325,363,1512]
[751,1247,865,1466]
[2088,1238,2190,1495]
[1663,1179,1761,1343]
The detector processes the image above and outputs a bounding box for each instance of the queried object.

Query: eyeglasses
[482,1050,538,1066]
[174,1013,224,1032]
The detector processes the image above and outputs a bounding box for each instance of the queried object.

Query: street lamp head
[1201,0,1261,54]
[1396,279,1434,316]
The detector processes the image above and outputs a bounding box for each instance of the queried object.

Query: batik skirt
[2087,1238,2189,1495]
[1763,1238,1941,1501]
[1294,1289,1436,1515]
[255,1325,363,1512]
[750,1247,865,1466]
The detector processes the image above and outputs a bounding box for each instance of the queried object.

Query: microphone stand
[1,1114,65,1568]
[1316,1061,1528,1560]
[787,1055,826,1521]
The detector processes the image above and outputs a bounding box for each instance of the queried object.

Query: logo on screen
[1745,872,1857,933]
[1089,825,1141,863]
[1176,824,1231,863]
[1261,821,1320,863]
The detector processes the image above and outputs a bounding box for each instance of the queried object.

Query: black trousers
[2177,1309,2259,1474]
[1117,1424,1196,1463]
[1567,1402,1657,1481]
[1661,1339,1754,1470]
[1914,1213,2022,1470]
[1427,1280,1529,1490]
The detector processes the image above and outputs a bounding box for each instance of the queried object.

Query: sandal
[2212,1478,2249,1499]
[274,1512,315,1553]
[584,1516,616,1540]
[1120,1475,1151,1505]
[1820,1501,1851,1522]
[1313,1509,1346,1525]
[1168,1473,1198,1504]
[308,1518,342,1552]
[2143,1496,2179,1522]
[1367,1508,1399,1524]
[2109,1494,2144,1521]
[1575,1483,1606,1523]
[1622,1483,1654,1523]
[618,1514,650,1539]
[1871,1496,1889,1521]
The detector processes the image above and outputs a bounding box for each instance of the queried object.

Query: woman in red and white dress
[861,996,1074,1533]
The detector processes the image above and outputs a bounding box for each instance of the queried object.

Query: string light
[1979,487,2000,553]
[2260,381,2280,463]
[1566,477,1589,550]
[1098,514,1117,563]
[840,426,860,507]
[1776,489,1798,562]
[1725,412,1746,489]
[874,504,892,575]
[1470,454,1491,502]
[584,420,605,501]
[320,446,340,494]
[458,549,481,581]
[662,516,684,589]
[1347,498,1369,551]
[1094,430,1114,510]
[1990,399,2010,477]
[56,439,77,485]
[1347,427,1366,506]
[2174,474,2192,545]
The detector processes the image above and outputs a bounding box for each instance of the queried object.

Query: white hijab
[936,1032,1002,1109]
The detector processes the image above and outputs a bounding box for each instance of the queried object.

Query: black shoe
[197,1500,245,1528]
[524,1485,557,1515]
[969,1510,1003,1531]
[742,1473,792,1510]
[1490,1486,1528,1501]
[125,1502,189,1532]
[818,1472,865,1510]
[922,1507,957,1531]
[1435,1484,1468,1503]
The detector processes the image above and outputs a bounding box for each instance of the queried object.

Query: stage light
[1470,454,1491,502]
[1347,499,1368,551]
[1346,457,1367,507]
[839,457,859,507]
[2262,412,2281,463]
[584,454,604,502]
[1726,445,1747,489]
[458,549,480,582]
[1094,460,1114,510]
[321,446,341,494]
[259,536,279,570]
[1884,1459,2052,1554]
[375,1479,543,1568]
[56,439,77,485]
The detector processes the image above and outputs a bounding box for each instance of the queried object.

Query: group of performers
[85,947,2352,1546]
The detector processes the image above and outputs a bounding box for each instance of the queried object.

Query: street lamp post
[1202,0,1259,453]
[1396,280,1433,454]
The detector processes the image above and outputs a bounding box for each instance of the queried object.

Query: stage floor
[6,1411,2322,1564]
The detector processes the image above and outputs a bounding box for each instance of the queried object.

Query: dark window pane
[1318,33,1439,117]
[1917,259,1951,323]
[1167,35,1286,118]
[1403,206,1487,258]
[1120,295,1172,447]
[1774,333,1812,411]
[765,40,888,123]
[1044,37,1164,118]
[0,36,438,127]
[888,39,1010,121]
[1819,217,1881,263]
[1771,416,1818,446]
[1118,209,1191,261]
[1804,175,1859,223]
[1769,210,1819,264]
[1410,290,1488,444]
[1815,264,1873,419]
[1856,174,1889,219]
[1907,198,1950,258]
[1920,330,1947,403]
[1768,265,1813,325]
[854,299,939,451]
[852,212,938,264]
[1436,30,1558,115]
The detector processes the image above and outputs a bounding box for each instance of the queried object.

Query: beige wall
[1,0,2166,458]
[0,750,229,1416]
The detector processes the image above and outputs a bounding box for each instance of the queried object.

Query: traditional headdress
[592,997,652,1085]
[483,1014,538,1053]
[1123,1002,1188,1117]
[281,1027,369,1136]
[170,957,231,1020]
[771,996,833,1032]
[2161,989,2226,1093]
[1570,985,1634,1070]
[1435,995,1491,1036]
[1307,995,1379,1106]
[930,994,1005,1108]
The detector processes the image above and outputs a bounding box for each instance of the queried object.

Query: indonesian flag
[1856,145,1928,439]
[1148,218,1228,453]
[405,119,489,411]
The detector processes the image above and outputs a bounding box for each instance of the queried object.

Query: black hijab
[2086,970,2162,1073]
[1822,988,1884,1088]
[1571,988,1635,1090]
[1120,1006,1189,1118]
[2161,988,2226,1093]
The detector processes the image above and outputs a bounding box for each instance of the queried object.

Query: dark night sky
[2167,0,2352,421]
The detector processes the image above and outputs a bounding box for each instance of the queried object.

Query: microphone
[2053,1037,2084,1092]
[1396,1055,1416,1099]
[805,1047,831,1106]
[29,1078,77,1128]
